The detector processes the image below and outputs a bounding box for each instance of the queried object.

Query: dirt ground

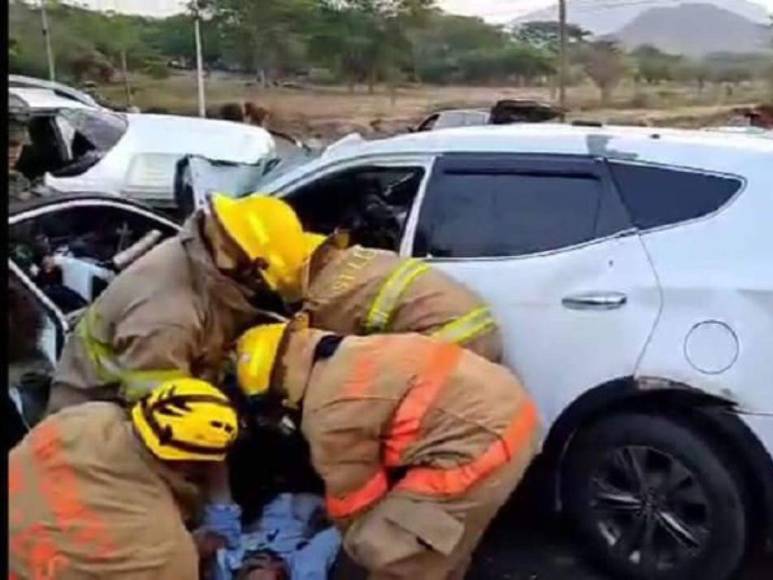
[96,71,771,142]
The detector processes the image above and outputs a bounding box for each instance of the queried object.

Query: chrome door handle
[562,292,628,311]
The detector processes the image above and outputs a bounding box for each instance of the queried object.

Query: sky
[66,0,773,22]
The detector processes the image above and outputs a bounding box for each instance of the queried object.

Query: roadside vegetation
[9,0,772,135]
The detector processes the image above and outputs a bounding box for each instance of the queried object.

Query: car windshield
[58,108,128,152]
[237,150,321,195]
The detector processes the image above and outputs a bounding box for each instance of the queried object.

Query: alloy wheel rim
[589,445,712,574]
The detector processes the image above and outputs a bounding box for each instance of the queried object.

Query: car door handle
[562,292,628,311]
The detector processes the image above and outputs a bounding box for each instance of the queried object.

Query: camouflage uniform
[8,97,49,206]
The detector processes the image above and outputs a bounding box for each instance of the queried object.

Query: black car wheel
[563,413,748,580]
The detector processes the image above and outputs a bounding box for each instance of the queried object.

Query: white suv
[190,124,773,580]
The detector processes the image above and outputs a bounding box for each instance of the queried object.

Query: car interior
[15,109,125,181]
[15,114,70,180]
[286,165,426,252]
[7,204,177,442]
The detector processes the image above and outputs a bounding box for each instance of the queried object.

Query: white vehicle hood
[119,114,275,161]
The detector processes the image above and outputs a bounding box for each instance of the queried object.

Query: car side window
[607,162,742,230]
[286,165,425,252]
[413,155,629,258]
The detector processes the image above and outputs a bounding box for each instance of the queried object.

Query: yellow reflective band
[120,369,190,402]
[77,308,188,402]
[364,259,430,333]
[431,306,497,346]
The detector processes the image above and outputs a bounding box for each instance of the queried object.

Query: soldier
[8,97,33,204]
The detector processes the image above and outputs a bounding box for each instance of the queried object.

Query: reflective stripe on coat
[9,403,199,580]
[304,245,503,362]
[282,331,540,524]
[49,214,259,412]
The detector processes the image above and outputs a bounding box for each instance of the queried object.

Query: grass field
[96,70,772,140]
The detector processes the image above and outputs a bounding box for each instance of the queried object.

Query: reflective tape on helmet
[77,309,187,402]
[364,259,430,334]
[326,469,389,519]
[396,399,539,497]
[431,306,497,346]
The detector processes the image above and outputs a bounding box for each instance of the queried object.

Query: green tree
[514,20,590,54]
[631,45,682,84]
[211,0,316,86]
[580,40,628,105]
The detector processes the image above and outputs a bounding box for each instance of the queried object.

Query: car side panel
[432,233,662,430]
[633,156,773,413]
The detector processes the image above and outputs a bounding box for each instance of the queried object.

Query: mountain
[512,0,770,36]
[614,3,772,56]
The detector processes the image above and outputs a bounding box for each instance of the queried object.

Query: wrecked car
[10,84,276,217]
[414,99,563,132]
[8,193,179,433]
[181,123,773,580]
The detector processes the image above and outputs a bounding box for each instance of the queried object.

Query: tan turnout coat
[277,329,540,579]
[304,239,503,363]
[48,214,258,413]
[9,403,200,580]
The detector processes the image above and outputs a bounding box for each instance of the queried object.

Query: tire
[562,413,748,580]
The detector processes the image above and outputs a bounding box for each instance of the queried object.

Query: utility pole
[558,0,568,120]
[39,0,56,81]
[121,49,133,108]
[193,7,207,118]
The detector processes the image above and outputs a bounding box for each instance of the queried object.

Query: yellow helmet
[210,194,307,302]
[131,378,239,462]
[236,323,289,397]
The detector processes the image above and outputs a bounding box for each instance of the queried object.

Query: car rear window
[608,162,742,230]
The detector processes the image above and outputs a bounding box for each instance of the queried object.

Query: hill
[614,3,772,56]
[513,0,770,36]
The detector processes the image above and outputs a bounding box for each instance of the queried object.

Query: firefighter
[234,319,540,579]
[46,195,306,414]
[9,379,239,580]
[301,231,502,362]
[210,194,502,362]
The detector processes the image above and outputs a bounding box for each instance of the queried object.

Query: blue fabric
[203,503,243,549]
[212,493,342,580]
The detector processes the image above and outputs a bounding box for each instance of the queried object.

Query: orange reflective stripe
[29,421,116,560]
[397,399,539,497]
[384,342,462,466]
[11,522,70,580]
[326,469,389,519]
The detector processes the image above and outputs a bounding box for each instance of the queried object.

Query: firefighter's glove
[202,502,243,550]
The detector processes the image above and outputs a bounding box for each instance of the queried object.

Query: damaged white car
[11,85,276,216]
[182,123,773,580]
[8,194,179,433]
